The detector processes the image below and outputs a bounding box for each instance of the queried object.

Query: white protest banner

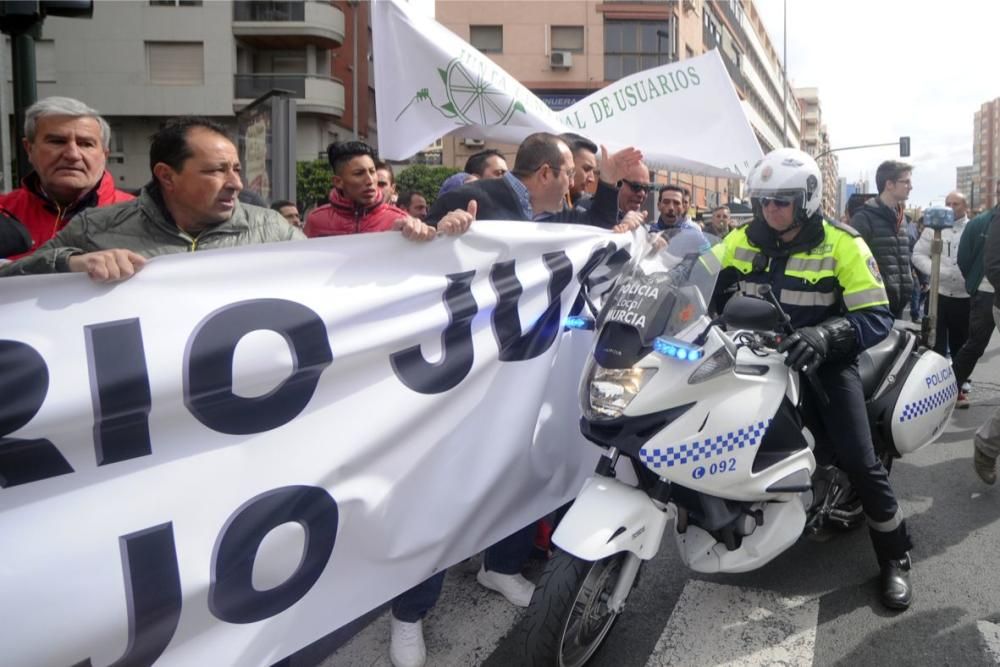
[373,0,564,160]
[373,0,762,177]
[0,223,631,666]
[560,51,763,178]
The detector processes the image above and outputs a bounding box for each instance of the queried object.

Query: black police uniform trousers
[799,358,912,562]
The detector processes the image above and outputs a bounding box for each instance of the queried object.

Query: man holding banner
[0,119,441,282]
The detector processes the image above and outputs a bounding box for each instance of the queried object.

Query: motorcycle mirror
[721,294,781,331]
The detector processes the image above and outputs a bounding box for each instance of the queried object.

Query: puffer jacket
[911,216,969,297]
[850,196,913,318]
[305,188,407,237]
[0,183,303,277]
[0,170,134,260]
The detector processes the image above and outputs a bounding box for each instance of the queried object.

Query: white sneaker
[962,381,972,393]
[389,617,426,667]
[476,566,535,607]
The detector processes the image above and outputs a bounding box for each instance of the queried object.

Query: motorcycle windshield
[597,228,720,355]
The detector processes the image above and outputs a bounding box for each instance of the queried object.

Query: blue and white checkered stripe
[639,420,771,469]
[899,381,958,422]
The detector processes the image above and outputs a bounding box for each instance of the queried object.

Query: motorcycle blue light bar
[653,336,703,361]
[564,315,596,330]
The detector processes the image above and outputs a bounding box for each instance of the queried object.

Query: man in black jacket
[428,132,642,231]
[972,205,1000,484]
[850,160,914,318]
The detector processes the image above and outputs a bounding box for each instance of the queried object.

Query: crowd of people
[1,96,999,667]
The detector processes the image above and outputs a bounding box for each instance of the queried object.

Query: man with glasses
[616,160,652,219]
[428,132,643,232]
[849,160,915,319]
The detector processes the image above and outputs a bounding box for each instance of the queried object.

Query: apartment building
[2,0,349,191]
[434,0,802,211]
[794,86,839,218]
[956,164,975,206]
[973,97,999,209]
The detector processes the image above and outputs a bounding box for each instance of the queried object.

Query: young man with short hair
[850,160,915,318]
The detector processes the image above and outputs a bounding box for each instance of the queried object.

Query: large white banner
[374,0,762,177]
[0,223,629,666]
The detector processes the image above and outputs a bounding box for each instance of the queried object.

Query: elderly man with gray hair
[0,96,133,259]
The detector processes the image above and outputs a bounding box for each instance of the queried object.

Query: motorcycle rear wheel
[516,549,629,667]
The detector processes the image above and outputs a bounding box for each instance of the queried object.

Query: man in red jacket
[0,96,134,259]
[305,142,454,240]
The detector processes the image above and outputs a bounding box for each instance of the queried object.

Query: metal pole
[0,34,12,192]
[11,31,37,183]
[351,0,359,141]
[925,230,943,349]
[782,0,787,146]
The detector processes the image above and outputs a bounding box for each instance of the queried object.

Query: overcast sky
[754,0,999,209]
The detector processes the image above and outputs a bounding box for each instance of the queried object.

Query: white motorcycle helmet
[746,148,823,224]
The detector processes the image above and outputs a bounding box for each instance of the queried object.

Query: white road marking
[645,579,820,667]
[978,620,1000,664]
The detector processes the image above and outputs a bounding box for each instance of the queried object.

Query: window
[35,39,56,82]
[470,25,502,53]
[106,123,126,164]
[604,19,675,81]
[551,26,584,53]
[251,49,307,74]
[146,42,204,85]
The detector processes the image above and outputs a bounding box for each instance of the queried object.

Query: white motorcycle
[517,230,957,666]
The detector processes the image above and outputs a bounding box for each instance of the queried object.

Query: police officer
[712,148,913,610]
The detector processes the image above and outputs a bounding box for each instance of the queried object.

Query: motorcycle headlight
[582,362,658,420]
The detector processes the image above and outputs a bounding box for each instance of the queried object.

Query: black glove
[0,210,31,258]
[777,325,830,374]
[777,317,857,374]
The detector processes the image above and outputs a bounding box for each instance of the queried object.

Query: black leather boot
[879,553,912,610]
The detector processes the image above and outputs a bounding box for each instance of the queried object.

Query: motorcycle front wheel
[516,549,631,667]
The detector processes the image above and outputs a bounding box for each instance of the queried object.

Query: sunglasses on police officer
[760,197,793,208]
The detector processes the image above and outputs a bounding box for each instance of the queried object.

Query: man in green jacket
[0,116,437,282]
[954,181,1000,409]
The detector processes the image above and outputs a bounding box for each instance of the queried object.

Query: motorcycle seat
[857,328,906,398]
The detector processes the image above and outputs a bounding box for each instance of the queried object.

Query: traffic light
[0,1,92,35]
[899,136,911,158]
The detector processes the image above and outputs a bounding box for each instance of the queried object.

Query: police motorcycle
[515,227,957,667]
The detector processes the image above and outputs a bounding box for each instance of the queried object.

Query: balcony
[234,74,345,116]
[233,1,344,49]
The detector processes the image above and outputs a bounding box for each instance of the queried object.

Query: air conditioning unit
[550,50,573,69]
[463,138,485,147]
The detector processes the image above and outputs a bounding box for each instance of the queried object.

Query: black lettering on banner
[390,270,478,394]
[491,252,572,361]
[568,243,619,318]
[104,523,182,667]
[85,319,153,466]
[184,299,333,435]
[209,485,338,624]
[0,340,73,488]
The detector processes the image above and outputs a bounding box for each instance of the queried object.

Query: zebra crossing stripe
[978,620,1000,662]
[644,580,820,667]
